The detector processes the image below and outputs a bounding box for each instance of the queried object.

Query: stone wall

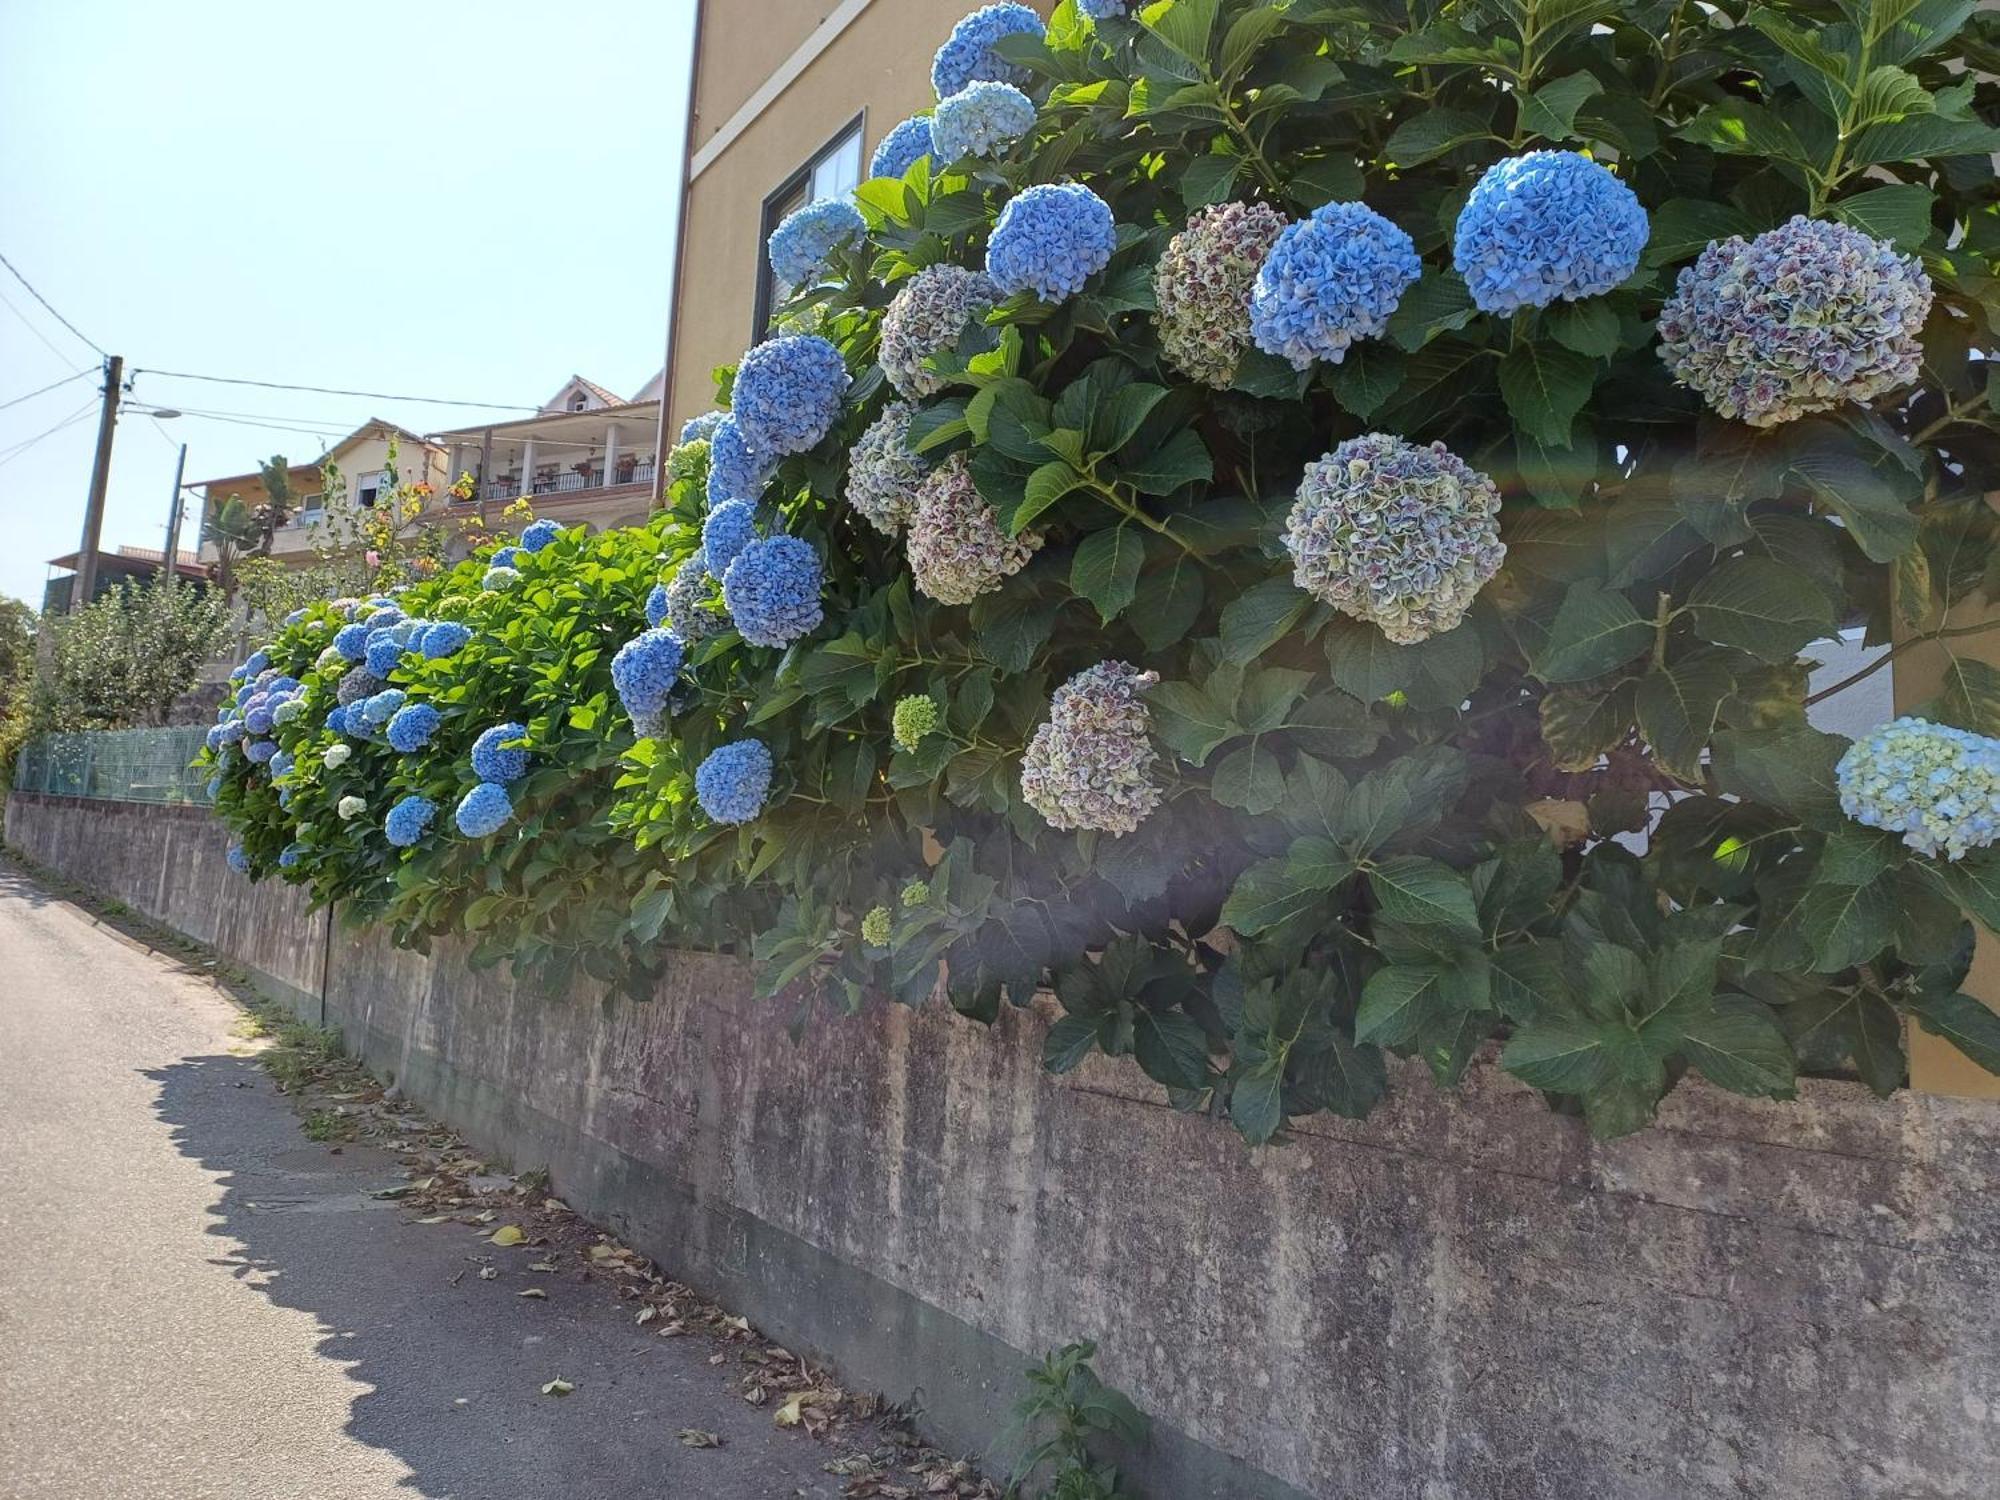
[8,788,1999,1500]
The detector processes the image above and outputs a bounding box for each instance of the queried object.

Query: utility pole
[70,353,123,612]
[160,442,189,588]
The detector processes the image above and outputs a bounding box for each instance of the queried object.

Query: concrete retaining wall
[9,789,2000,1500]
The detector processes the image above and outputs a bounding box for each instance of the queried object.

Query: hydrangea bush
[207,0,2000,1142]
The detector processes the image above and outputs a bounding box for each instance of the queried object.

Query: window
[297,493,324,525]
[569,391,589,411]
[753,114,864,337]
[356,471,385,509]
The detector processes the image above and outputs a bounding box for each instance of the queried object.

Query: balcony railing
[476,460,655,504]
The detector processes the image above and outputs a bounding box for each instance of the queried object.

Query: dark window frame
[752,111,866,339]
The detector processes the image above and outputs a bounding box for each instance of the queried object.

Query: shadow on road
[143,1050,862,1500]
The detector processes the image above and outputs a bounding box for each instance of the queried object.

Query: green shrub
[209,0,2000,1141]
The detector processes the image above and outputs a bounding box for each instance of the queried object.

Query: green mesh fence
[12,727,214,805]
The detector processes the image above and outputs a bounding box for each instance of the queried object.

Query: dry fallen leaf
[527,1261,558,1273]
[678,1429,721,1449]
[517,1288,547,1299]
[635,1306,658,1326]
[478,1267,498,1281]
[540,1378,574,1397]
[489,1225,525,1247]
[775,1394,805,1427]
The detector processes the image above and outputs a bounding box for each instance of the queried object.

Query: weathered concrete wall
[9,788,2000,1500]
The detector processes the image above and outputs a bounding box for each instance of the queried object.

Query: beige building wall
[664,0,1055,427]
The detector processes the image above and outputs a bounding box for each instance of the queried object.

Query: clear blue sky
[0,0,695,609]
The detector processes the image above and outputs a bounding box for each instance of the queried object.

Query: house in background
[40,545,206,615]
[655,1,1057,443]
[429,375,661,534]
[192,419,450,571]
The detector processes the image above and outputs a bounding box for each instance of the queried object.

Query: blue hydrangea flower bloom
[870,115,934,179]
[356,689,407,730]
[471,722,530,784]
[421,621,472,659]
[386,702,442,753]
[455,782,514,838]
[932,81,1036,161]
[722,536,825,648]
[612,628,687,732]
[284,608,308,627]
[703,499,760,579]
[1837,718,2000,860]
[1249,202,1422,369]
[364,634,405,678]
[730,335,850,457]
[272,698,304,726]
[206,774,222,799]
[269,751,294,780]
[362,607,404,633]
[226,845,252,876]
[491,546,520,568]
[234,684,256,709]
[520,518,561,553]
[246,739,277,765]
[333,622,371,662]
[932,3,1043,97]
[707,416,774,506]
[203,724,226,752]
[277,788,293,809]
[278,844,303,870]
[986,183,1118,303]
[1452,150,1649,314]
[385,795,438,848]
[483,565,520,591]
[695,739,774,825]
[269,676,300,695]
[239,650,270,678]
[645,582,671,629]
[216,717,246,744]
[681,410,726,444]
[325,706,351,736]
[767,198,866,287]
[1077,0,1131,16]
[244,702,276,736]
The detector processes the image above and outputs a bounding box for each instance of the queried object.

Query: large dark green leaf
[1499,342,1596,448]
[1502,1018,1611,1092]
[1686,557,1838,662]
[1789,452,1917,562]
[1681,1000,1798,1099]
[1133,1007,1211,1089]
[1368,855,1481,938]
[1710,726,1848,826]
[1635,655,1734,784]
[1070,525,1145,623]
[1323,617,1480,710]
[1911,992,2000,1074]
[1532,582,1650,683]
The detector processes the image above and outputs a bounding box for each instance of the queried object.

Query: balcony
[480,459,656,503]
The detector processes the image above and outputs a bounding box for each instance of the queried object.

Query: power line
[134,367,541,412]
[0,368,92,413]
[0,398,100,470]
[0,248,108,358]
[0,285,88,371]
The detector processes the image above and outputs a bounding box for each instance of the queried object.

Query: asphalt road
[0,865,862,1500]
